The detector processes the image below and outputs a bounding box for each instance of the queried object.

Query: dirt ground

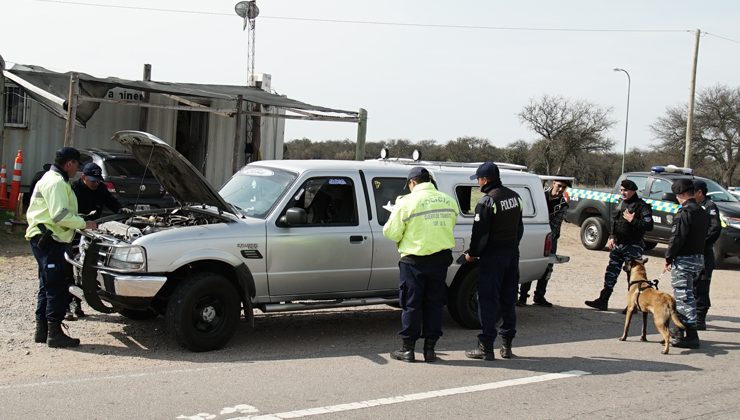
[1,223,738,383]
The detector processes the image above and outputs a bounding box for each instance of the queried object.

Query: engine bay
[95,208,229,242]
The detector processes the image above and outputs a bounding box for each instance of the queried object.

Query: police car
[565,165,740,264]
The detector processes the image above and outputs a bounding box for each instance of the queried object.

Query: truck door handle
[349,235,365,243]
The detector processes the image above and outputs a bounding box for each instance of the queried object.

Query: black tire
[166,273,241,352]
[643,241,658,251]
[580,216,608,250]
[448,267,481,329]
[119,308,158,320]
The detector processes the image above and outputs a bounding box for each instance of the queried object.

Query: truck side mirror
[278,207,308,226]
[661,192,678,203]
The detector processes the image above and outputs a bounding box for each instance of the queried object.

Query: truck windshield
[702,178,739,203]
[219,167,296,218]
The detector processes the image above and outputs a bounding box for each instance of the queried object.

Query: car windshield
[105,158,154,178]
[219,166,296,218]
[702,178,739,203]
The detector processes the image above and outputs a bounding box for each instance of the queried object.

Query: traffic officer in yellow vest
[383,167,459,362]
[26,147,97,347]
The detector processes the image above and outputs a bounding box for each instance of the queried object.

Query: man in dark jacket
[464,162,524,361]
[72,163,124,220]
[585,179,653,310]
[692,180,722,330]
[23,163,51,211]
[665,179,709,349]
[518,179,570,307]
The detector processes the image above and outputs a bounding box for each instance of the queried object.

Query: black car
[78,148,176,211]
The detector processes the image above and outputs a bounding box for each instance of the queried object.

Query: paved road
[2,225,739,419]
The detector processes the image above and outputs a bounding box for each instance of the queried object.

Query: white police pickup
[66,131,563,352]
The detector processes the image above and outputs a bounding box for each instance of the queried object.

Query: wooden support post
[63,73,79,147]
[233,95,244,173]
[138,64,151,131]
[355,108,368,161]
[251,102,261,161]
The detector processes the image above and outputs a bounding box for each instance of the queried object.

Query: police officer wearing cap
[586,179,654,311]
[383,167,459,363]
[464,162,523,361]
[692,180,722,330]
[25,147,97,347]
[72,162,126,221]
[665,179,709,349]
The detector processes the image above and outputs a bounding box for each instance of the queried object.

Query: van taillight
[544,232,553,257]
[105,182,116,193]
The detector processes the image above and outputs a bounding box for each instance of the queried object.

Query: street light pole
[613,68,631,174]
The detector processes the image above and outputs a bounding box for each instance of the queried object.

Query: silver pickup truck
[66,131,563,352]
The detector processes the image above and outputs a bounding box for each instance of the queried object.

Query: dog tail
[670,298,685,330]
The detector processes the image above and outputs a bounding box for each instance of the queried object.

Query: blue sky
[3,0,740,152]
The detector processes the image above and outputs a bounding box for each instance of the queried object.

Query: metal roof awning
[4,64,359,127]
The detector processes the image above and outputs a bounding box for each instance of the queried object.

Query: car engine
[95,209,228,242]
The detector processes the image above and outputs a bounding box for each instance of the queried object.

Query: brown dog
[619,258,685,354]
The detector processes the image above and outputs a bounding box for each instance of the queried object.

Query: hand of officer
[464,253,477,263]
[663,262,672,273]
[120,207,135,214]
[622,209,635,223]
[85,221,97,230]
[607,237,616,250]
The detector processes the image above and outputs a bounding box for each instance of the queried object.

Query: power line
[34,0,690,33]
[705,32,740,45]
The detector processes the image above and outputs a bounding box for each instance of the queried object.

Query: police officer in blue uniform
[692,180,722,330]
[464,162,523,360]
[72,163,124,220]
[586,179,653,310]
[665,179,709,349]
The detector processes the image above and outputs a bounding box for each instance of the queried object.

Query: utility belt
[34,224,59,252]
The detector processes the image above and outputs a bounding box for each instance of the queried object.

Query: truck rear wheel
[448,267,482,329]
[581,217,608,250]
[166,273,241,352]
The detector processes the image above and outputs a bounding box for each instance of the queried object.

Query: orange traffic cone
[8,150,23,211]
[0,163,7,209]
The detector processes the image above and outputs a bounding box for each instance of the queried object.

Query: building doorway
[175,110,209,174]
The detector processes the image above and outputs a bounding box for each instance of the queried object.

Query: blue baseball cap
[470,162,500,180]
[82,162,103,182]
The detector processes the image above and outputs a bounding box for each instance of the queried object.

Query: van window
[371,177,407,225]
[455,185,535,217]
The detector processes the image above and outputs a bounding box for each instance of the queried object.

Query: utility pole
[138,64,152,131]
[355,108,368,161]
[684,29,701,168]
[63,73,79,147]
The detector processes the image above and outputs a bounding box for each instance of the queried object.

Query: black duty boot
[72,298,86,318]
[465,341,494,361]
[47,322,80,348]
[423,338,438,363]
[64,309,76,321]
[516,294,528,307]
[533,296,553,308]
[696,311,707,331]
[671,326,700,349]
[390,339,415,362]
[500,337,514,359]
[585,288,612,311]
[34,320,48,344]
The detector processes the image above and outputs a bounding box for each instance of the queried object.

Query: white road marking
[0,367,212,391]
[229,370,590,420]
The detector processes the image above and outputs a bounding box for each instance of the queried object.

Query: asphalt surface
[1,224,739,419]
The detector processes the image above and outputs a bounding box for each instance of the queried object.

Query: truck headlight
[720,213,740,230]
[108,246,146,270]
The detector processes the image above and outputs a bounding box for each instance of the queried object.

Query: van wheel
[581,217,608,250]
[643,241,658,251]
[166,273,240,352]
[448,267,481,329]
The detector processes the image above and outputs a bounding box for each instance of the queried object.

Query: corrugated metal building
[1,64,359,192]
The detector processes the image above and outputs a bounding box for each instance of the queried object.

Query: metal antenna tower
[235,1,260,85]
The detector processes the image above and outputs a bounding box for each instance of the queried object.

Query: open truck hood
[112,131,234,215]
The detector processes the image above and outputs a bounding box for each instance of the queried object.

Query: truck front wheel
[448,267,482,329]
[581,217,608,250]
[166,273,241,352]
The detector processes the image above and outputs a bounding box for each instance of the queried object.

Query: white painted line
[237,370,590,420]
[0,367,212,391]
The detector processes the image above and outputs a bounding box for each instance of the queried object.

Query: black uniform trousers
[695,248,715,314]
[398,261,449,341]
[30,237,70,323]
[478,254,519,344]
